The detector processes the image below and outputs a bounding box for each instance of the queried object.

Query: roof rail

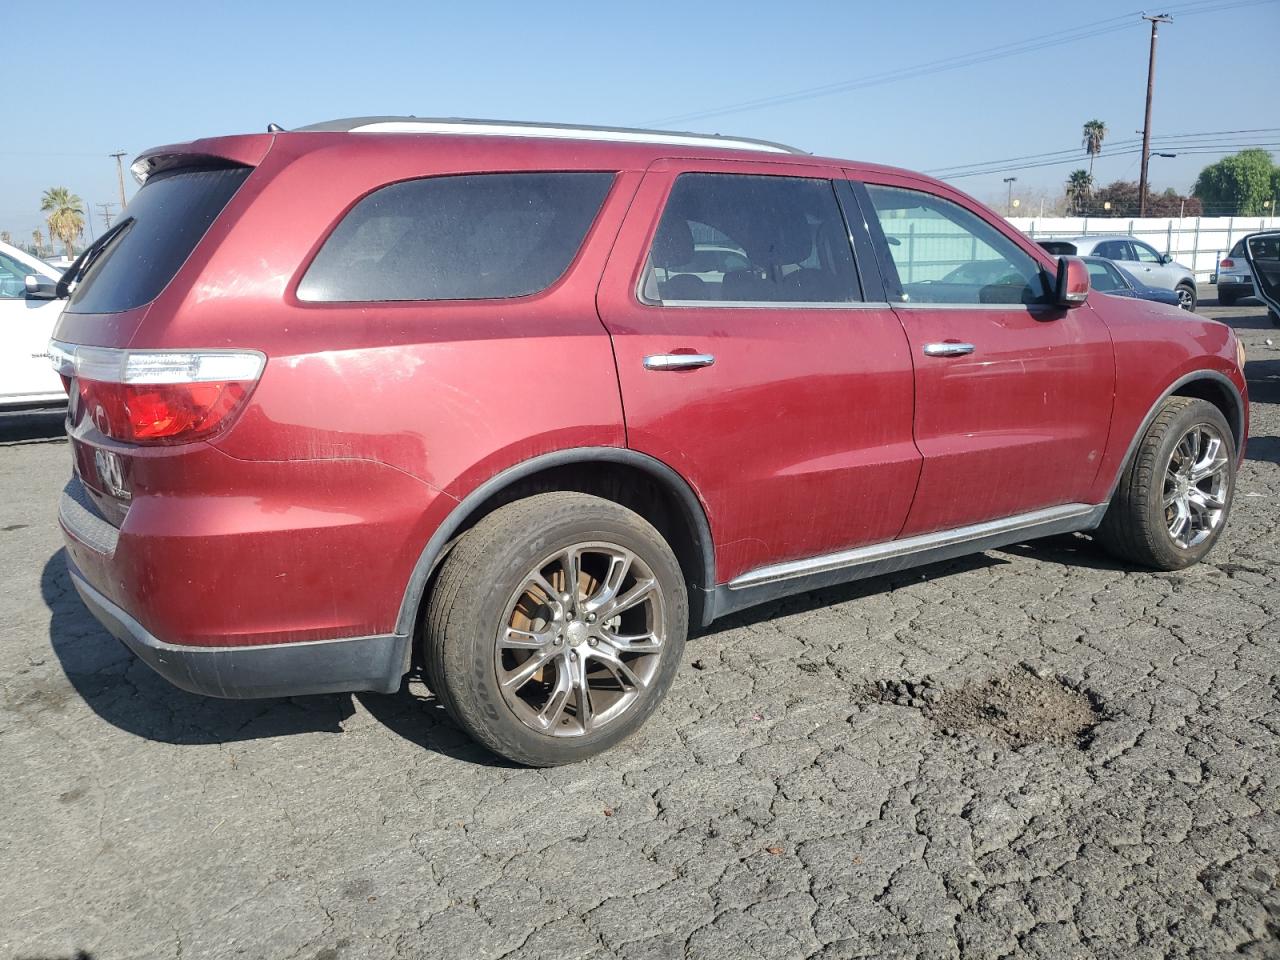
[291,116,807,155]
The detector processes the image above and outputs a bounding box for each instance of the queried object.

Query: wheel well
[421,459,713,630]
[1170,377,1242,450]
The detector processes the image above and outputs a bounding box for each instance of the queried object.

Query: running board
[709,502,1107,621]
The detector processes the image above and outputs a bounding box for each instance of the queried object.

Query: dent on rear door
[1244,232,1280,315]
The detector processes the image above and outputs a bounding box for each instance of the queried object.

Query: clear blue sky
[5,0,1278,243]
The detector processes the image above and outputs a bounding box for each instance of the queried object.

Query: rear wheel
[1217,288,1238,306]
[1270,308,1279,328]
[1095,397,1235,570]
[1175,282,1196,311]
[424,492,688,766]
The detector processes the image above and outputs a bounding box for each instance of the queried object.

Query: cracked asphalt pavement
[3,291,1278,959]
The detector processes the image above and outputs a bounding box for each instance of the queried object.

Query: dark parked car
[52,118,1248,765]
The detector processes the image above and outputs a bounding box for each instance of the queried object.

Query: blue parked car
[1079,255,1184,308]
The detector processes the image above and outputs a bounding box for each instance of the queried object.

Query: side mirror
[1160,253,1173,265]
[24,274,59,300]
[1055,256,1090,307]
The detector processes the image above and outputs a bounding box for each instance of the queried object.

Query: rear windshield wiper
[55,216,134,299]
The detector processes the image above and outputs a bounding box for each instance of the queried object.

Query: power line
[640,0,1279,127]
[926,128,1280,176]
[928,135,1280,177]
[937,143,1280,180]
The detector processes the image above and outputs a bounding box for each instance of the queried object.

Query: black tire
[424,492,688,766]
[1217,289,1238,307]
[1095,397,1235,570]
[1175,282,1197,312]
[1270,308,1279,328]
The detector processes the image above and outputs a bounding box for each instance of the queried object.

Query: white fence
[1008,216,1280,280]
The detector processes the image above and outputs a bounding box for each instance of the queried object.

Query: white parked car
[1037,234,1198,310]
[0,240,67,409]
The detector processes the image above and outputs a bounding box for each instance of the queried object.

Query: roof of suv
[291,116,810,155]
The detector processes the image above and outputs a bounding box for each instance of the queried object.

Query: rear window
[1038,241,1077,256]
[297,172,614,302]
[67,166,250,314]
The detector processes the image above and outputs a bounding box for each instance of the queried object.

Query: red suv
[53,118,1248,765]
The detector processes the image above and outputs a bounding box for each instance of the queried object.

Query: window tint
[1229,239,1245,257]
[0,253,31,299]
[298,172,613,302]
[863,185,1049,305]
[67,167,250,314]
[643,173,860,305]
[1132,242,1162,264]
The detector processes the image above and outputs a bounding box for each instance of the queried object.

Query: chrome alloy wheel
[1164,423,1230,549]
[495,542,666,737]
[1176,286,1195,310]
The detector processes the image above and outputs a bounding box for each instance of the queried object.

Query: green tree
[0,231,11,246]
[1090,181,1200,217]
[1066,169,1093,215]
[1192,149,1276,216]
[1082,119,1107,178]
[40,187,85,258]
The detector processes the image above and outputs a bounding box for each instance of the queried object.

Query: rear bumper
[1217,275,1253,288]
[67,556,408,698]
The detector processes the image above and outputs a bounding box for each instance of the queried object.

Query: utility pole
[96,202,116,230]
[110,151,129,209]
[1137,13,1172,217]
[1003,176,1017,215]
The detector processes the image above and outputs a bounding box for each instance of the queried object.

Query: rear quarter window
[67,166,250,314]
[297,172,614,302]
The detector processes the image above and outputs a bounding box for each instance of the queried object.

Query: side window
[862,184,1049,306]
[1094,240,1133,261]
[1132,242,1163,264]
[643,173,860,305]
[298,172,614,302]
[0,253,32,299]
[1084,259,1123,292]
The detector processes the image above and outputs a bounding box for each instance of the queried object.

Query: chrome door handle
[643,353,716,371]
[922,342,975,358]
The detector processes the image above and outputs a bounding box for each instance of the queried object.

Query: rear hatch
[53,135,273,526]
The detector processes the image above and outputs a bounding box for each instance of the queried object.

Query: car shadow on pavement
[1217,308,1275,331]
[41,549,358,745]
[1245,356,1279,405]
[1244,436,1280,464]
[355,686,523,768]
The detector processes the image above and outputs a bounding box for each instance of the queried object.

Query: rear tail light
[51,341,264,444]
[1220,258,1235,268]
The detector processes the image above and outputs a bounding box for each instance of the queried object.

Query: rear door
[597,159,921,583]
[852,175,1115,536]
[1244,232,1280,316]
[1130,239,1179,289]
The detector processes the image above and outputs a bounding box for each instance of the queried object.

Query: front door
[853,177,1116,537]
[597,159,921,584]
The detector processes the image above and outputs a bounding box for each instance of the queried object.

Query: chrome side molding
[728,502,1100,591]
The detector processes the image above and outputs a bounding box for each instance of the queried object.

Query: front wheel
[424,492,688,766]
[1175,282,1197,311]
[1095,397,1235,570]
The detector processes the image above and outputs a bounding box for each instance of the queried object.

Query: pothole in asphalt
[870,665,1103,749]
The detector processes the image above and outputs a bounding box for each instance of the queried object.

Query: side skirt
[708,502,1108,621]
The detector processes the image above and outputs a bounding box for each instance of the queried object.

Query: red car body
[54,124,1248,699]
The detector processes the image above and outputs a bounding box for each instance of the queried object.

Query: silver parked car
[1038,234,1197,310]
[1215,238,1254,306]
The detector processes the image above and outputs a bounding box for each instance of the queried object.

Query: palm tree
[40,187,86,258]
[1082,119,1107,177]
[32,228,45,256]
[1066,169,1094,215]
[0,231,11,246]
